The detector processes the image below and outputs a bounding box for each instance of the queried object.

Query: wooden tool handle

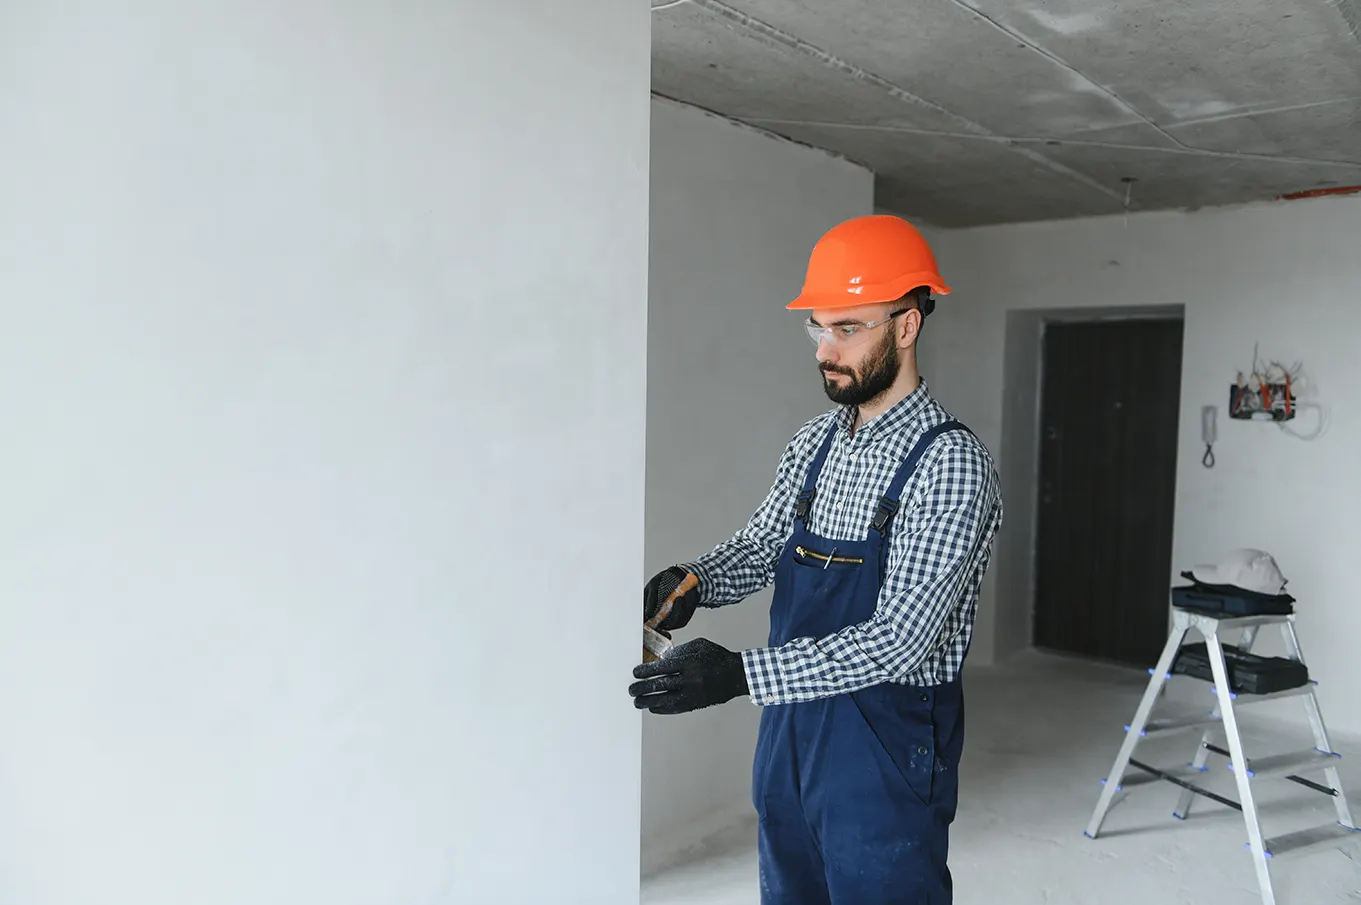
[643,572,699,631]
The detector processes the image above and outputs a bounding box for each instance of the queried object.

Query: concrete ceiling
[651,0,1361,226]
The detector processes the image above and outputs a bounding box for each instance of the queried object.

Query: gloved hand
[629,638,749,715]
[643,565,702,632]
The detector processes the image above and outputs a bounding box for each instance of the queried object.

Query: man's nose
[816,340,839,364]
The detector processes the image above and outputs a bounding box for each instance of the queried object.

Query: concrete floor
[642,650,1361,904]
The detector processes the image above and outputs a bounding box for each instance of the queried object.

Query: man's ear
[898,307,922,347]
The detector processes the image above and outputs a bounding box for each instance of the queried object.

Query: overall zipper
[796,545,864,566]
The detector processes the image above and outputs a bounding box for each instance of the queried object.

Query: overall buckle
[870,497,899,533]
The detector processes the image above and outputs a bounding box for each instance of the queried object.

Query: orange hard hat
[787,214,951,310]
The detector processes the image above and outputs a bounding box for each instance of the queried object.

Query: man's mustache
[820,364,853,377]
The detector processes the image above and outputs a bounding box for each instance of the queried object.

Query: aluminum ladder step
[1259,822,1361,859]
[1210,682,1317,704]
[1191,612,1296,630]
[1127,712,1221,737]
[1228,748,1341,780]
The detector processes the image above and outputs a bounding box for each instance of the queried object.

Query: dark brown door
[1033,318,1184,667]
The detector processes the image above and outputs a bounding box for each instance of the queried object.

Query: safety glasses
[803,308,908,348]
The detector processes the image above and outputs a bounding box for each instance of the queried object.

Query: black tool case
[1171,643,1311,695]
[1172,576,1295,617]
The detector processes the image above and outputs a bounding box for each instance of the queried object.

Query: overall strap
[793,419,840,524]
[869,420,972,536]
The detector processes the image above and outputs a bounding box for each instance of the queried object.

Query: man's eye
[838,325,858,337]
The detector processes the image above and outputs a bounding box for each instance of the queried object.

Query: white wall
[0,5,649,904]
[643,97,872,867]
[925,195,1361,737]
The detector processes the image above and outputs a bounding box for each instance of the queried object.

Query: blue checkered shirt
[686,380,1003,706]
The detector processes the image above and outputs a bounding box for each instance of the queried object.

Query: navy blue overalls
[752,419,970,905]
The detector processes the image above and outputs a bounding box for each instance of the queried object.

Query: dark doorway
[1033,317,1184,667]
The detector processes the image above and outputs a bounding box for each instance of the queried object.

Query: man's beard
[820,329,900,407]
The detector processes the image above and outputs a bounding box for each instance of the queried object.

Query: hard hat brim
[786,272,952,310]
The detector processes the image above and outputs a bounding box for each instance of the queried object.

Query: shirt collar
[837,377,933,441]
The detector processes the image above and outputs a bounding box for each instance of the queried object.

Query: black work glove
[629,638,749,715]
[643,565,702,632]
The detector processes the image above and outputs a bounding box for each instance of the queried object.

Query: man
[628,214,1003,905]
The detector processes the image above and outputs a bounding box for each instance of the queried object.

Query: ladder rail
[1084,624,1189,839]
[1281,620,1356,829]
[1203,630,1276,905]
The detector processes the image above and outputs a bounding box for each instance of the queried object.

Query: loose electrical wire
[1279,402,1329,441]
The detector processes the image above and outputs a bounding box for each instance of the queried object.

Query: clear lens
[804,311,903,348]
[805,321,867,346]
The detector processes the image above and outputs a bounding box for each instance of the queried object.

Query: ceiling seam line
[650,91,869,167]
[685,0,1126,203]
[740,118,1361,168]
[750,93,1361,135]
[939,0,1190,149]
[996,141,1361,169]
[1162,95,1361,128]
[689,1,992,135]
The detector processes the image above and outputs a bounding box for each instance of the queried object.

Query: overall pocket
[848,686,936,807]
[792,543,865,568]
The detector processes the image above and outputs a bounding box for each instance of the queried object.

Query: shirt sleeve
[740,436,1002,706]
[683,417,827,607]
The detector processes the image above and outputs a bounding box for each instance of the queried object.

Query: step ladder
[1084,605,1359,905]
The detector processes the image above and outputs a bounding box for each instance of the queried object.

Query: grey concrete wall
[0,4,650,903]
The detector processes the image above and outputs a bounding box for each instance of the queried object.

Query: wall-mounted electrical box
[1229,380,1295,421]
[1226,350,1325,439]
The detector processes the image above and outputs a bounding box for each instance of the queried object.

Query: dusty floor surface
[642,650,1361,904]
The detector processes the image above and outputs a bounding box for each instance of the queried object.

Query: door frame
[992,304,1185,664]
